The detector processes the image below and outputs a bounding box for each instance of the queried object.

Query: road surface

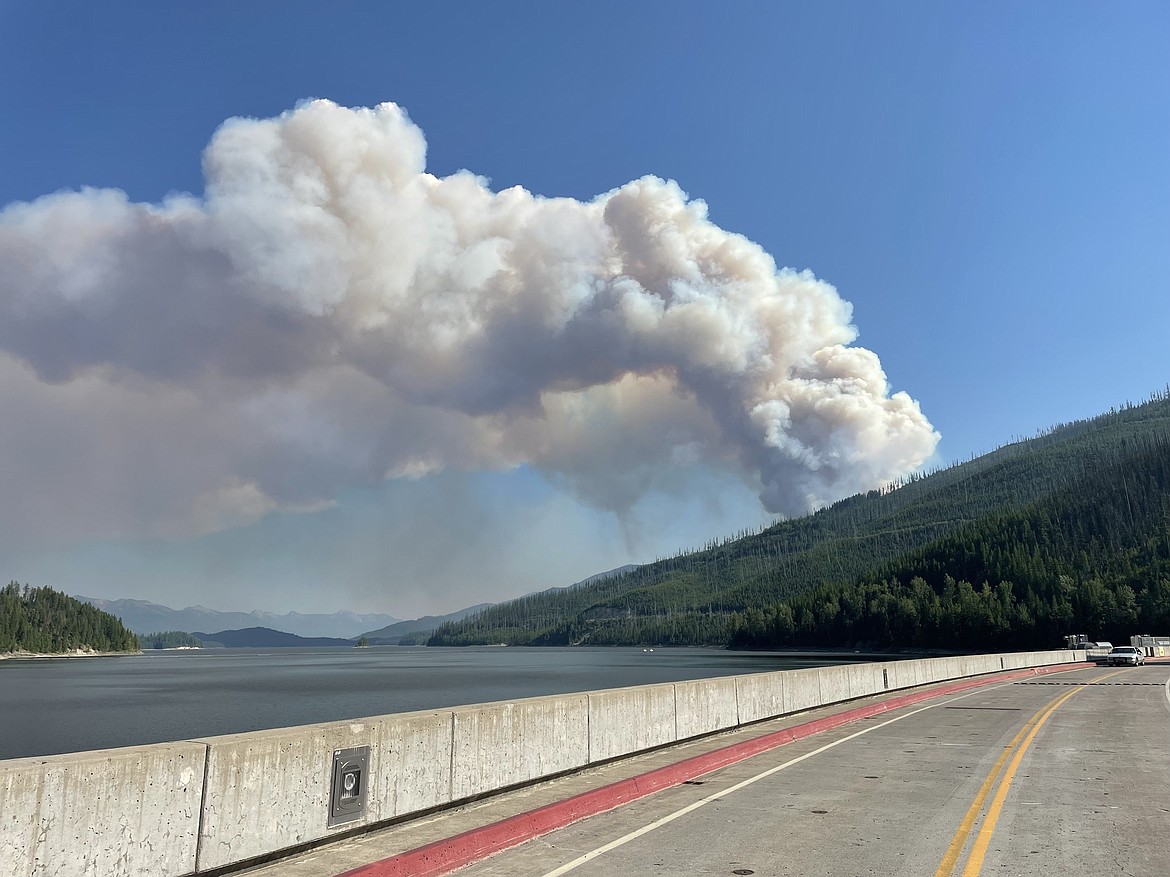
[237,662,1170,877]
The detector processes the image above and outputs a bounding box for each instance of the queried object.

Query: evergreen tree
[1,583,139,654]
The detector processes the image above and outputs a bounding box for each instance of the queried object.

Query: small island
[0,582,139,658]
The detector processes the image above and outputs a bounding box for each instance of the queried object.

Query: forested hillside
[431,392,1170,648]
[0,583,140,654]
[730,429,1170,649]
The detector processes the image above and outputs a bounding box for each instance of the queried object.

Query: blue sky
[1,2,1167,617]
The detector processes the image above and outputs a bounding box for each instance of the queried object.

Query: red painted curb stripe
[336,663,1086,877]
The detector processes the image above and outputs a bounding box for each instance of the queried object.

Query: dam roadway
[239,662,1170,877]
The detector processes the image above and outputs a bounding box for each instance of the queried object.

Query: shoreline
[0,648,142,661]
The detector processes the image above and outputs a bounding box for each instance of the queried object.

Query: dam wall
[0,649,1081,877]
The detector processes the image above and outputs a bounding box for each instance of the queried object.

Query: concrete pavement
[229,661,1170,877]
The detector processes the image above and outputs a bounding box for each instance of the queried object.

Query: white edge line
[539,683,1013,877]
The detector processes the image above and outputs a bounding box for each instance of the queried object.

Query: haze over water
[0,647,873,759]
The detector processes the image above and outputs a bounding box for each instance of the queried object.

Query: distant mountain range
[359,567,640,643]
[72,560,636,647]
[74,597,399,639]
[190,627,355,648]
[360,604,494,644]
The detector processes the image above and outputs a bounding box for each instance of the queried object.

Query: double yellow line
[934,670,1126,877]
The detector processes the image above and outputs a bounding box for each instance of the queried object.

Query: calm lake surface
[0,646,883,759]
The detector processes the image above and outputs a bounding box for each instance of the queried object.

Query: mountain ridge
[360,604,495,644]
[74,597,399,639]
[189,627,355,648]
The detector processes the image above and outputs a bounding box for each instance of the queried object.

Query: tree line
[1,583,139,654]
[138,630,202,649]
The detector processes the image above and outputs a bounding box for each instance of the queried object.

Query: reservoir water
[0,646,877,759]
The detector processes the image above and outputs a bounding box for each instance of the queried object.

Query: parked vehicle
[1105,646,1145,666]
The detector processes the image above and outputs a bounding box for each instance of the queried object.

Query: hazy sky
[2,2,1167,617]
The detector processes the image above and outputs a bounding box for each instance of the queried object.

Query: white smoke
[0,99,938,548]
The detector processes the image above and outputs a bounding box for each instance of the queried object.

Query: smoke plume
[0,100,938,547]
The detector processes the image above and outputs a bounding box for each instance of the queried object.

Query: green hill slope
[1,583,140,654]
[431,391,1170,647]
[732,428,1170,650]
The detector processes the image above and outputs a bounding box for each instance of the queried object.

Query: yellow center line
[956,686,1083,876]
[931,688,1066,877]
[937,669,1128,877]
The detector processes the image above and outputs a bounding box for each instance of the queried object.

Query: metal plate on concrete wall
[328,745,369,827]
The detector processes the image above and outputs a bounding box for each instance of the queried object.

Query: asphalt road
[449,663,1170,877]
[235,662,1170,877]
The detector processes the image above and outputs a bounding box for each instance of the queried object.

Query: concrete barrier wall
[873,660,911,692]
[588,683,676,761]
[845,663,884,699]
[894,658,930,689]
[451,695,589,799]
[815,664,853,704]
[674,677,739,740]
[0,649,1079,877]
[784,667,825,713]
[735,672,786,724]
[0,742,205,877]
[193,709,453,871]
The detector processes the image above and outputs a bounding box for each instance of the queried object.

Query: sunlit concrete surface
[451,664,1170,877]
[227,662,1169,877]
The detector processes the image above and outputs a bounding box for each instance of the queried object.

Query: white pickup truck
[1104,645,1146,666]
